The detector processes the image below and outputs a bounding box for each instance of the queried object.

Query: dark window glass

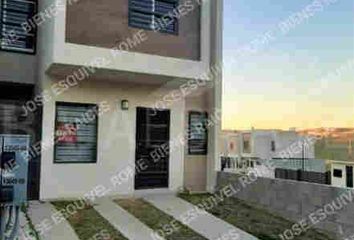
[54,102,98,163]
[346,166,353,188]
[242,133,251,153]
[188,112,208,155]
[129,0,178,34]
[0,0,37,53]
[271,140,276,152]
[333,169,343,178]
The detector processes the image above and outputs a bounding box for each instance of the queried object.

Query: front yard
[116,198,206,240]
[52,201,128,240]
[179,193,335,240]
[49,195,336,240]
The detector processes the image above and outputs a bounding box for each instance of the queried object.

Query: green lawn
[179,193,335,240]
[52,201,127,240]
[116,198,206,240]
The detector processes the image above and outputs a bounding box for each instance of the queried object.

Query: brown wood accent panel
[66,0,201,60]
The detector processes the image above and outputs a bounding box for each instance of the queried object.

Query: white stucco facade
[39,78,187,199]
[33,0,223,200]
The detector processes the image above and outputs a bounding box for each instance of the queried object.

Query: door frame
[134,107,171,190]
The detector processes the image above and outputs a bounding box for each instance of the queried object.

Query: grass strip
[116,198,207,240]
[52,201,127,240]
[179,193,335,240]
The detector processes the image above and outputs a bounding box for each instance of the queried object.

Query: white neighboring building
[220,129,317,178]
[221,129,315,160]
[330,161,354,188]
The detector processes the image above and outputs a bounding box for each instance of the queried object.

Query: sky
[222,0,354,130]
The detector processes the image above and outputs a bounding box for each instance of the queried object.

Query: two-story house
[0,0,223,200]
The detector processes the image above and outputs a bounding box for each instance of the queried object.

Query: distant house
[220,129,315,160]
[330,160,354,188]
[220,129,330,183]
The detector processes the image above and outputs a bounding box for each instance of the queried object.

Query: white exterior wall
[331,163,347,188]
[39,77,185,199]
[253,134,272,160]
[274,132,315,159]
[331,163,354,188]
[206,0,223,192]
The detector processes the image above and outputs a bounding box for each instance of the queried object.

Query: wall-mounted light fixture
[121,99,129,110]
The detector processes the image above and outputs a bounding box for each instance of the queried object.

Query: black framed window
[188,112,208,155]
[129,0,178,34]
[333,169,342,178]
[54,102,98,164]
[0,0,37,54]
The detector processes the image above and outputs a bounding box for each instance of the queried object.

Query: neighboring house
[220,129,322,181]
[221,129,315,160]
[330,160,354,188]
[0,0,223,200]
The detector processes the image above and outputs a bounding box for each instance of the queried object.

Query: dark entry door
[0,83,41,200]
[135,107,170,189]
[346,166,353,188]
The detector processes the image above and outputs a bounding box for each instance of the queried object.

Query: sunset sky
[222,0,354,130]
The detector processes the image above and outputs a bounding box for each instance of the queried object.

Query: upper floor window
[129,0,178,34]
[0,0,37,54]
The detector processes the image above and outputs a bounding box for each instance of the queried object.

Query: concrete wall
[184,92,209,192]
[217,172,354,239]
[39,76,185,199]
[205,0,223,192]
[66,0,201,60]
[0,52,37,85]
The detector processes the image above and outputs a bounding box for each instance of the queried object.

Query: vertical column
[206,0,223,192]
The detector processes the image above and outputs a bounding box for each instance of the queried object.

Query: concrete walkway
[94,198,164,240]
[27,201,79,240]
[144,195,259,240]
[19,209,37,240]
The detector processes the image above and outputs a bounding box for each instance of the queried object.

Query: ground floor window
[54,102,98,163]
[188,111,208,155]
[333,169,342,178]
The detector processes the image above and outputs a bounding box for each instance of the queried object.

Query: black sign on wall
[188,111,208,155]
